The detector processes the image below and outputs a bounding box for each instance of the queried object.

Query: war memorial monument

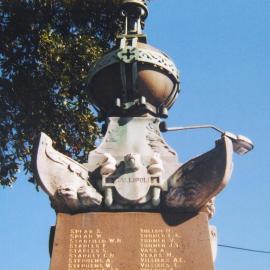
[33,1,254,269]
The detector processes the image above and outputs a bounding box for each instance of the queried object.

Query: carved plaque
[50,212,214,270]
[110,167,151,202]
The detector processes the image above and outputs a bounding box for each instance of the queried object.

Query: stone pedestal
[50,212,214,270]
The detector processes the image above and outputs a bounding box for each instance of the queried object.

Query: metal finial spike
[120,0,149,34]
[121,0,148,18]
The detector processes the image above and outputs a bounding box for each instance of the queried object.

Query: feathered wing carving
[165,136,233,211]
[34,132,102,213]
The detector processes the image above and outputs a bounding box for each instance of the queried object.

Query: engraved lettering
[68,228,122,270]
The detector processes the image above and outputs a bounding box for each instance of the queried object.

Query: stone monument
[33,1,254,269]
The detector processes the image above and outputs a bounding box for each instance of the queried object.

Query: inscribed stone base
[50,212,214,270]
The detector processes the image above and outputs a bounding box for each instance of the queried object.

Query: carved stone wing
[165,136,233,211]
[33,132,102,213]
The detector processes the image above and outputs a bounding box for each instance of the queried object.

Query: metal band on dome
[137,49,179,82]
[87,47,179,86]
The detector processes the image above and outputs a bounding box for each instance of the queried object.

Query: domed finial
[86,0,180,120]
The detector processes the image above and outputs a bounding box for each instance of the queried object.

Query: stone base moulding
[50,212,214,270]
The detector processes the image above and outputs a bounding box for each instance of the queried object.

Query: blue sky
[1,1,270,269]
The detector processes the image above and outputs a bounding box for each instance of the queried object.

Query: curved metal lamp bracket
[160,122,254,155]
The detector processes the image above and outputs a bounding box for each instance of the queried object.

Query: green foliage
[0,0,121,186]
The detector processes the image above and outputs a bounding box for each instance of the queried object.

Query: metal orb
[86,42,180,116]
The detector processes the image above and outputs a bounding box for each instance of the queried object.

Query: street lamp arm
[159,121,254,155]
[159,122,225,134]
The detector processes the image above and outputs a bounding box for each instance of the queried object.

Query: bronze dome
[86,42,180,118]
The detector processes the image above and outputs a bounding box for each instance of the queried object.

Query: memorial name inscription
[68,229,121,270]
[140,228,184,270]
[67,228,185,270]
[50,213,214,270]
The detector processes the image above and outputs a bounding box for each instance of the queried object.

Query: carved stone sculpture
[34,133,102,213]
[165,136,233,211]
[34,118,234,214]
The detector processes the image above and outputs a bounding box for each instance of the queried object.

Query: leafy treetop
[0,0,122,186]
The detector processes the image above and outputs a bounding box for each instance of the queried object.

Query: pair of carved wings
[33,132,233,214]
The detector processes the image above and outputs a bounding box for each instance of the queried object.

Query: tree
[0,0,122,186]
